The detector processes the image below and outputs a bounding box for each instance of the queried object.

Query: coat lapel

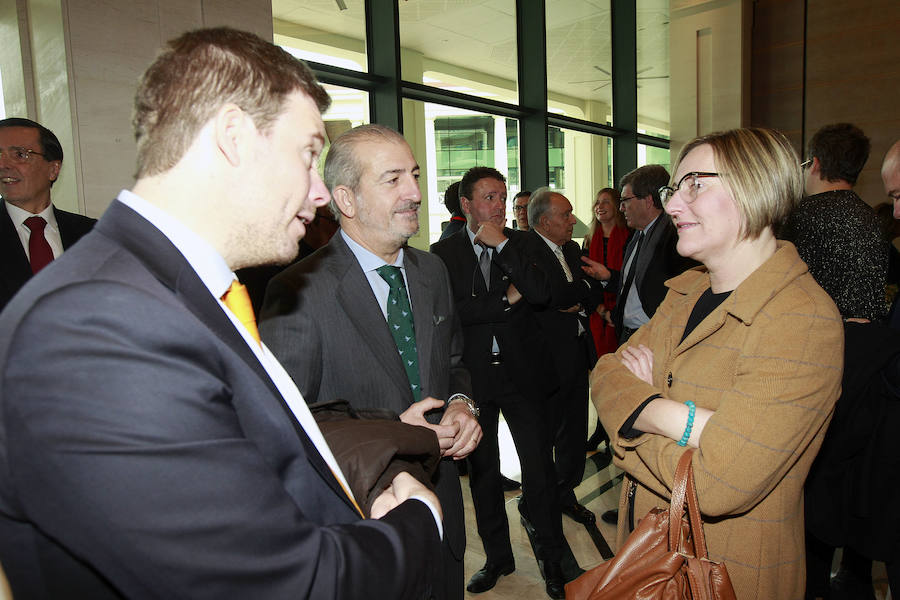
[1,202,32,283]
[667,242,808,357]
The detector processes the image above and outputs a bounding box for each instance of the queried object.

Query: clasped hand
[370,471,443,521]
[400,397,482,460]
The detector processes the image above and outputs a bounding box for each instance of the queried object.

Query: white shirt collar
[340,229,405,270]
[116,189,235,298]
[535,228,562,252]
[5,200,59,231]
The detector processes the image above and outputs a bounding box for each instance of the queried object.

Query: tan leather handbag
[566,449,737,599]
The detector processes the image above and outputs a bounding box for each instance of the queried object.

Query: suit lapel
[530,230,566,281]
[404,248,435,395]
[635,216,668,287]
[54,207,90,249]
[1,202,32,283]
[332,235,414,403]
[562,240,583,278]
[453,228,489,294]
[96,201,354,511]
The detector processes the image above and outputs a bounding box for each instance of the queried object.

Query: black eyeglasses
[800,159,812,170]
[0,146,47,164]
[658,172,720,206]
[620,195,639,203]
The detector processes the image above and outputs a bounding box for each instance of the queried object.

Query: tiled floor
[460,417,622,599]
[461,418,894,600]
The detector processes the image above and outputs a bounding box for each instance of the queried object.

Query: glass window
[402,100,520,246]
[399,1,518,104]
[638,143,671,173]
[320,84,369,174]
[549,126,614,243]
[636,0,670,139]
[546,1,613,124]
[273,1,367,72]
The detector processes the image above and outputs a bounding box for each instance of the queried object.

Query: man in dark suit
[583,165,695,345]
[0,28,442,599]
[260,124,481,600]
[431,167,566,598]
[613,165,696,343]
[526,187,605,525]
[0,117,95,311]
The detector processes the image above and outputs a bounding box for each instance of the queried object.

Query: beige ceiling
[272,0,670,130]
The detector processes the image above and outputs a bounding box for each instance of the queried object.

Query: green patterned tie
[376,265,421,400]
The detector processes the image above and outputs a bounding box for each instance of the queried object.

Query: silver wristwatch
[447,393,480,419]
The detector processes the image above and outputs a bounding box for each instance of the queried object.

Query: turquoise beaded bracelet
[677,401,696,447]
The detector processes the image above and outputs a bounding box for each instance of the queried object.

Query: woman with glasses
[590,128,843,599]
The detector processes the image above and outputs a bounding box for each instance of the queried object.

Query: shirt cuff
[409,495,443,540]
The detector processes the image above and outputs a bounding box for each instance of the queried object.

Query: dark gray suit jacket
[0,200,96,311]
[260,231,471,560]
[0,200,439,599]
[609,215,697,337]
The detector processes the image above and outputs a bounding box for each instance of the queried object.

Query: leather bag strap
[667,448,695,551]
[684,452,710,560]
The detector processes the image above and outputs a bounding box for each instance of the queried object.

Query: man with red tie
[0,118,95,311]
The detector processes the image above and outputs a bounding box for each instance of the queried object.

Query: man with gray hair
[261,124,480,600]
[527,187,605,526]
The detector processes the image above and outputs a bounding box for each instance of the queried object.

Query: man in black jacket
[431,167,566,599]
[527,187,606,527]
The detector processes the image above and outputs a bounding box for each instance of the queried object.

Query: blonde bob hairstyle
[672,127,802,240]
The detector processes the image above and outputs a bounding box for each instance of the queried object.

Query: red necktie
[24,216,54,274]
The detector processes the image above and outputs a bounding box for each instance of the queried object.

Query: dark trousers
[552,337,590,507]
[435,458,465,600]
[467,363,564,564]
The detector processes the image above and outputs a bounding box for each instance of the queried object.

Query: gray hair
[323,124,407,221]
[527,186,555,231]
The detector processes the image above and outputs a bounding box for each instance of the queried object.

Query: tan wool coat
[592,241,843,600]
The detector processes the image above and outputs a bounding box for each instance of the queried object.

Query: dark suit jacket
[0,201,96,311]
[607,215,696,338]
[259,231,471,559]
[527,231,605,378]
[0,200,439,599]
[430,227,557,400]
